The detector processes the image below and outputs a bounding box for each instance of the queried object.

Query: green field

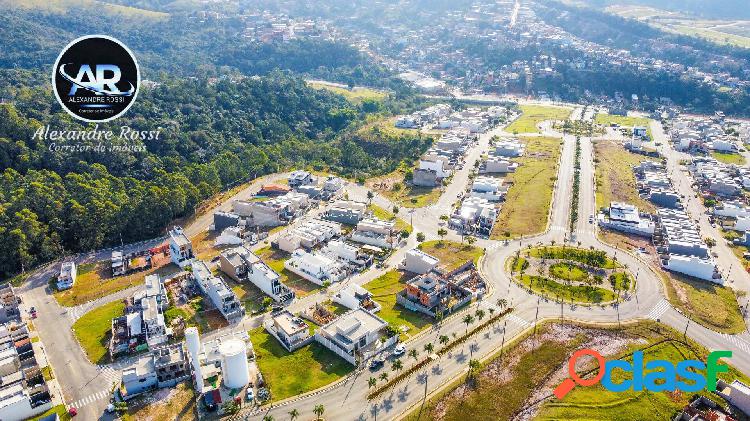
[418,240,484,272]
[529,246,619,269]
[368,164,443,209]
[505,105,572,134]
[408,321,749,421]
[368,204,413,234]
[712,151,747,165]
[594,140,656,212]
[492,137,562,239]
[308,82,387,103]
[594,113,651,128]
[670,25,750,48]
[518,274,617,303]
[662,271,745,334]
[72,300,124,364]
[549,262,589,282]
[249,327,352,402]
[364,270,432,340]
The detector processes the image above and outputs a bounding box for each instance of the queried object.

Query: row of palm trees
[261,404,324,421]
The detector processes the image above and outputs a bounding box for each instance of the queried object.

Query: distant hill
[0,0,169,20]
[579,0,750,20]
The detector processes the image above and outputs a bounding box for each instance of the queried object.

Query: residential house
[284,249,347,285]
[324,200,368,225]
[191,261,245,322]
[169,227,194,268]
[288,170,315,188]
[332,284,381,313]
[597,202,655,237]
[403,249,439,274]
[219,247,294,302]
[470,176,507,202]
[0,323,52,421]
[121,344,190,400]
[264,310,310,352]
[0,285,20,325]
[314,308,390,365]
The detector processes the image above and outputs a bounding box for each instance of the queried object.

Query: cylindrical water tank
[185,327,204,391]
[220,339,249,389]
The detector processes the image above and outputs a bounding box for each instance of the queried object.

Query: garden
[508,246,634,304]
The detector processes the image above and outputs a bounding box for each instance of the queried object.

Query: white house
[267,310,310,352]
[57,261,77,290]
[419,156,451,179]
[713,201,750,219]
[324,240,371,267]
[598,202,655,237]
[191,260,245,321]
[662,254,723,284]
[332,284,381,313]
[284,249,347,285]
[219,246,294,302]
[715,379,750,416]
[494,140,525,157]
[485,157,518,174]
[314,308,389,365]
[470,176,507,202]
[357,218,395,236]
[395,116,419,129]
[403,249,439,274]
[168,227,194,268]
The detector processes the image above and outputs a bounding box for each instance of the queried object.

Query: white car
[393,344,406,357]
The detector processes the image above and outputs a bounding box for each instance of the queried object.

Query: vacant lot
[308,81,387,103]
[492,137,562,238]
[256,246,320,297]
[249,327,352,402]
[418,240,484,272]
[53,259,177,307]
[408,321,748,421]
[122,382,196,421]
[594,140,656,213]
[72,300,124,364]
[712,151,747,165]
[594,113,651,128]
[505,105,572,134]
[369,204,413,234]
[364,270,432,340]
[367,164,442,208]
[662,270,745,334]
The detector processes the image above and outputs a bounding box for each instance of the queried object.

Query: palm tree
[476,309,485,323]
[463,314,475,333]
[488,307,495,318]
[392,359,403,373]
[379,372,389,382]
[313,404,325,420]
[408,348,418,364]
[497,298,508,310]
[424,342,434,355]
[368,377,377,390]
[467,236,477,246]
[263,416,274,421]
[289,409,300,421]
[367,191,374,204]
[439,335,449,348]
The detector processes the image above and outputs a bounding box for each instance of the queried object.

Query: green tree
[313,404,325,420]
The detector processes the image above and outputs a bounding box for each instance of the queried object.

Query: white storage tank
[220,338,249,389]
[185,327,204,391]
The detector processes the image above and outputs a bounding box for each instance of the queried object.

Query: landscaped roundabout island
[508,246,635,304]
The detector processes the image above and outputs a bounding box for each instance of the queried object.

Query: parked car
[246,389,254,402]
[393,344,406,357]
[369,358,385,370]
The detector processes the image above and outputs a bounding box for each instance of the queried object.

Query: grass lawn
[549,262,588,282]
[29,404,72,421]
[528,246,619,269]
[594,113,651,128]
[491,137,562,239]
[505,105,572,134]
[53,261,179,307]
[519,274,616,303]
[669,25,750,48]
[418,240,484,272]
[72,300,125,364]
[368,203,413,234]
[249,327,353,402]
[410,321,749,421]
[661,271,745,334]
[594,140,656,213]
[256,246,321,297]
[307,82,387,103]
[364,270,433,340]
[712,151,747,165]
[190,230,226,261]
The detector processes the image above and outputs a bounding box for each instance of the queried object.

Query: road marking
[717,333,750,355]
[646,299,670,320]
[69,390,110,409]
[507,314,531,328]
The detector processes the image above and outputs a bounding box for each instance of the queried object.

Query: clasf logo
[52,35,140,122]
[553,348,732,399]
